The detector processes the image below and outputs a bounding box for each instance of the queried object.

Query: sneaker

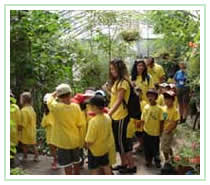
[119,166,137,174]
[112,165,127,171]
[155,162,161,168]
[33,156,40,162]
[145,162,152,168]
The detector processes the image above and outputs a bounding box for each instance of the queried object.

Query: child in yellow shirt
[47,84,84,175]
[10,92,21,147]
[41,93,57,169]
[85,95,113,175]
[19,92,39,161]
[161,90,180,163]
[142,89,164,168]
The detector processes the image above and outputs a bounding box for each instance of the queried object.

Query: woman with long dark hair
[108,59,136,174]
[131,59,154,103]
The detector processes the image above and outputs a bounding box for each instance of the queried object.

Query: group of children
[10,58,181,175]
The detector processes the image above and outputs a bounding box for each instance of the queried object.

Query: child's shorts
[88,150,109,170]
[135,131,143,138]
[161,132,174,153]
[57,148,81,168]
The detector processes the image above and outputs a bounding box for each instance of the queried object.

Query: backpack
[145,74,150,85]
[123,82,141,119]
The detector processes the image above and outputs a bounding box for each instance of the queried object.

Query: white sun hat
[83,89,95,97]
[43,93,51,103]
[56,83,72,97]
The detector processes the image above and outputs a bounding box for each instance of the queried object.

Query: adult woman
[108,59,134,173]
[131,59,154,103]
[174,62,190,123]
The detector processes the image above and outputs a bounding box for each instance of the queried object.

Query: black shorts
[135,131,143,138]
[57,148,81,168]
[112,115,130,154]
[88,150,109,170]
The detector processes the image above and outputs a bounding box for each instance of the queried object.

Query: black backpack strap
[122,80,132,110]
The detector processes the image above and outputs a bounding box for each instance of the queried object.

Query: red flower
[189,156,200,164]
[174,155,181,161]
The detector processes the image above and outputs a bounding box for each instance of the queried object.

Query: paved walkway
[16,149,161,175]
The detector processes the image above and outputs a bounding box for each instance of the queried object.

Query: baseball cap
[87,95,105,108]
[159,83,170,88]
[56,84,72,97]
[169,83,176,89]
[146,88,158,96]
[163,90,176,98]
[95,90,106,97]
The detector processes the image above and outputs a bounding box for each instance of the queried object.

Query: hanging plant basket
[120,30,140,42]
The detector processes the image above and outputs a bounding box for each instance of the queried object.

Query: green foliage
[37,128,50,155]
[121,30,140,42]
[11,10,72,122]
[146,10,200,107]
[174,124,200,169]
[10,167,27,175]
[146,10,199,60]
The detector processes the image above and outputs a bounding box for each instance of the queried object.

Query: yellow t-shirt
[157,94,165,106]
[174,96,179,109]
[110,80,130,120]
[41,113,55,145]
[108,138,116,165]
[162,106,180,131]
[47,96,83,149]
[79,110,87,147]
[135,75,154,102]
[85,113,113,157]
[142,104,164,136]
[19,106,37,145]
[167,78,175,83]
[10,104,21,145]
[148,63,165,85]
[127,118,136,138]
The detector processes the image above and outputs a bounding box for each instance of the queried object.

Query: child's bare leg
[163,152,169,161]
[120,154,128,166]
[138,136,144,147]
[64,166,73,175]
[91,169,99,175]
[33,144,39,160]
[102,165,112,175]
[126,152,135,168]
[73,163,80,175]
[50,145,57,163]
[22,144,28,159]
[183,103,189,120]
[99,168,104,175]
[179,103,184,121]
